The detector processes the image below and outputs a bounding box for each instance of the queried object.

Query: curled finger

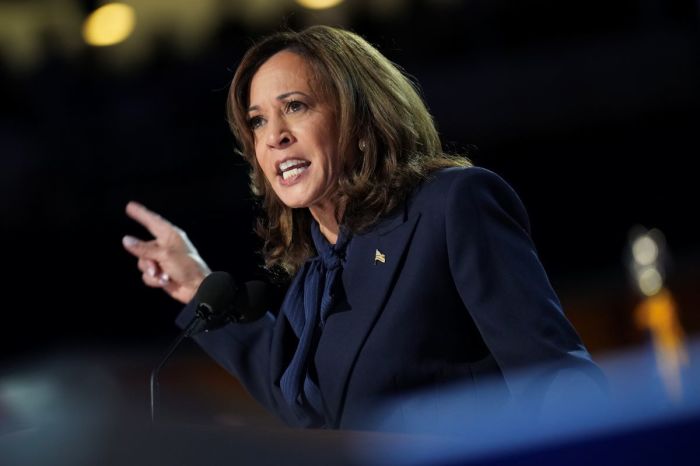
[142,270,164,288]
[137,258,159,278]
[158,273,170,286]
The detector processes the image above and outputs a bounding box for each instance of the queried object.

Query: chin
[281,200,309,209]
[275,193,312,209]
[272,183,330,210]
[273,186,323,209]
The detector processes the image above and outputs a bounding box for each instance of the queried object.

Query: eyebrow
[247,91,310,113]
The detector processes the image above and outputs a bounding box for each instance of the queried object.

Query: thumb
[122,235,142,252]
[122,235,162,261]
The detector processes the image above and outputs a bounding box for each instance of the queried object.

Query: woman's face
[247,50,341,210]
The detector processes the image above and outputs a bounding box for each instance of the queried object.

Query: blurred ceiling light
[296,0,344,10]
[638,266,663,297]
[631,234,659,266]
[83,3,136,47]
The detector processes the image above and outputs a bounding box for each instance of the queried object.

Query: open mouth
[278,159,311,181]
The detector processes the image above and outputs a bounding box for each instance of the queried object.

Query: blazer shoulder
[410,166,519,210]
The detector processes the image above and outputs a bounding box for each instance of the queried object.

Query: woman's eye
[286,100,306,113]
[248,116,264,130]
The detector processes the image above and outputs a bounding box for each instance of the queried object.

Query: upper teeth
[279,159,308,172]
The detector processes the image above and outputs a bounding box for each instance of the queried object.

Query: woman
[123,26,603,430]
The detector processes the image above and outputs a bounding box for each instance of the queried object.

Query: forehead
[249,51,314,102]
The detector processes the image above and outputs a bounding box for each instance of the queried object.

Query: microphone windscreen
[194,272,271,324]
[232,280,271,323]
[193,271,238,316]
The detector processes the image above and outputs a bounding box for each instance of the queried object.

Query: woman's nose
[266,118,294,149]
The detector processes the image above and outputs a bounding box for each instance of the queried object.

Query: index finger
[125,201,173,238]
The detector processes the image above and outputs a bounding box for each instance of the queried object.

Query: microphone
[186,272,270,337]
[149,272,270,423]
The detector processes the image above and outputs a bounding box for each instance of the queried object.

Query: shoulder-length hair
[227,25,470,277]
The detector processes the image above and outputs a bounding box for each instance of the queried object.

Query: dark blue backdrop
[1,0,698,358]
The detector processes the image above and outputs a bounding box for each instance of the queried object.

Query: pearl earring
[358,139,367,152]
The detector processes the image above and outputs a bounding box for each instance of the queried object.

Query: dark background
[1,0,698,362]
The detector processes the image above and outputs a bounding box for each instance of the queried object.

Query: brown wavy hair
[227,25,470,276]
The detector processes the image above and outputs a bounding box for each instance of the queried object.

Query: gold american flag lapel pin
[374,249,386,264]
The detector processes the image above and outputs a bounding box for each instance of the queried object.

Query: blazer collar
[268,203,421,427]
[316,205,422,427]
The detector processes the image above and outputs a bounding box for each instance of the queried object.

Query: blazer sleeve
[445,168,603,399]
[175,299,280,414]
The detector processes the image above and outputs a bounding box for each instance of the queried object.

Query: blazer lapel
[317,208,422,427]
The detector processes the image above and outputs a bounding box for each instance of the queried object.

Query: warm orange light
[635,288,688,402]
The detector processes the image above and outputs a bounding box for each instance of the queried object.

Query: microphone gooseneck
[149,272,270,424]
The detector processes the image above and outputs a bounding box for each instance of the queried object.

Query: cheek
[320,126,341,170]
[254,147,271,176]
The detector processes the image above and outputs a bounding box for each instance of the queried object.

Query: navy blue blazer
[177,167,603,430]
